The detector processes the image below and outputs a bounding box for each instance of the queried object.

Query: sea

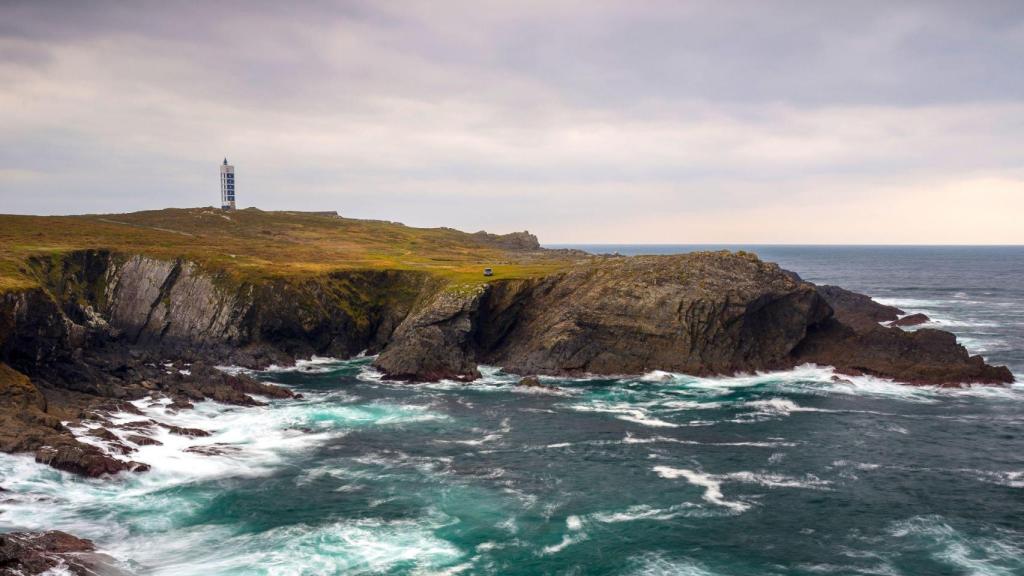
[1,245,1022,576]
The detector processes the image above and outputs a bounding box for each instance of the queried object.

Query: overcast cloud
[1,0,1023,243]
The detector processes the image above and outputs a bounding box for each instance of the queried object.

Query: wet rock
[889,313,930,327]
[815,285,903,330]
[795,320,1013,385]
[168,396,194,410]
[34,443,149,477]
[158,423,211,438]
[106,442,136,456]
[119,419,158,432]
[183,444,240,456]
[88,427,120,442]
[0,530,130,576]
[179,362,294,406]
[126,434,162,446]
[518,376,543,387]
[375,285,485,382]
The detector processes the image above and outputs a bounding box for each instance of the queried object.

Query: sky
[1,1,1023,244]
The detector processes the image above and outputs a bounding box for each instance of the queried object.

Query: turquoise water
[1,246,1022,575]
[1,359,1022,575]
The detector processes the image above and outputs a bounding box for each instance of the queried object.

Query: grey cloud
[1,1,1023,242]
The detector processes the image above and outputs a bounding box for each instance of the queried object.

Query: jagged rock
[184,444,241,456]
[375,286,486,382]
[890,313,930,327]
[0,530,129,576]
[88,427,120,441]
[480,253,832,376]
[816,285,904,329]
[34,443,149,477]
[517,376,556,390]
[470,230,541,250]
[374,252,1012,385]
[0,245,1015,481]
[518,376,542,387]
[158,423,211,438]
[126,434,162,446]
[794,320,1013,385]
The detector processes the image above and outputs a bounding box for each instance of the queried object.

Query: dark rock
[126,434,162,446]
[119,419,157,431]
[88,427,120,441]
[794,320,1014,385]
[375,286,485,382]
[183,444,240,456]
[34,443,149,477]
[479,253,832,376]
[889,313,930,327]
[816,285,903,330]
[517,376,556,390]
[180,361,294,406]
[0,530,129,576]
[106,442,136,456]
[168,396,194,410]
[375,252,1012,386]
[518,376,543,387]
[158,423,211,438]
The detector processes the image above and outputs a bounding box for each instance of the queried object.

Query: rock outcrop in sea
[375,253,1011,385]
[0,247,1014,480]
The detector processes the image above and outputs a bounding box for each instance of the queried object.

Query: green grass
[0,208,579,292]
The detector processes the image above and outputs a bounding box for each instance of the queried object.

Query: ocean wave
[540,515,588,555]
[652,467,750,512]
[118,516,465,576]
[625,553,721,576]
[570,403,680,428]
[652,466,832,513]
[886,515,1024,576]
[622,432,796,448]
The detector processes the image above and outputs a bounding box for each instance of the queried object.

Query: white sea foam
[652,467,750,512]
[963,469,1024,489]
[571,403,680,428]
[722,471,831,489]
[114,517,465,576]
[0,376,465,575]
[625,553,721,576]
[622,433,795,448]
[887,515,1024,576]
[589,503,710,524]
[653,465,832,512]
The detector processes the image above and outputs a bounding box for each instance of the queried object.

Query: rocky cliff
[375,252,1013,385]
[0,250,431,477]
[0,248,1014,479]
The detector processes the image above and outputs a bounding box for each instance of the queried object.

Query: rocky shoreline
[0,249,1013,479]
[0,247,1014,574]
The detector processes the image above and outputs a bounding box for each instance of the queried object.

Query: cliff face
[374,252,1014,385]
[480,254,831,376]
[375,252,833,380]
[20,250,429,367]
[0,250,430,476]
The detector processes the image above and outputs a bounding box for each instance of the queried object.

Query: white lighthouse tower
[220,158,236,210]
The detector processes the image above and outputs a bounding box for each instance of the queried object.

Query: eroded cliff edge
[375,252,1013,385]
[0,248,1014,479]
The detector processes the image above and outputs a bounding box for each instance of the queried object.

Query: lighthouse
[220,158,236,210]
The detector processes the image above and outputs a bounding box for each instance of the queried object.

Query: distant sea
[1,245,1021,575]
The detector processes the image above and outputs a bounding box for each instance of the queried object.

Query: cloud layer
[2,0,1023,243]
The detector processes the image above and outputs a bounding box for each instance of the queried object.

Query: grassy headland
[0,208,580,292]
